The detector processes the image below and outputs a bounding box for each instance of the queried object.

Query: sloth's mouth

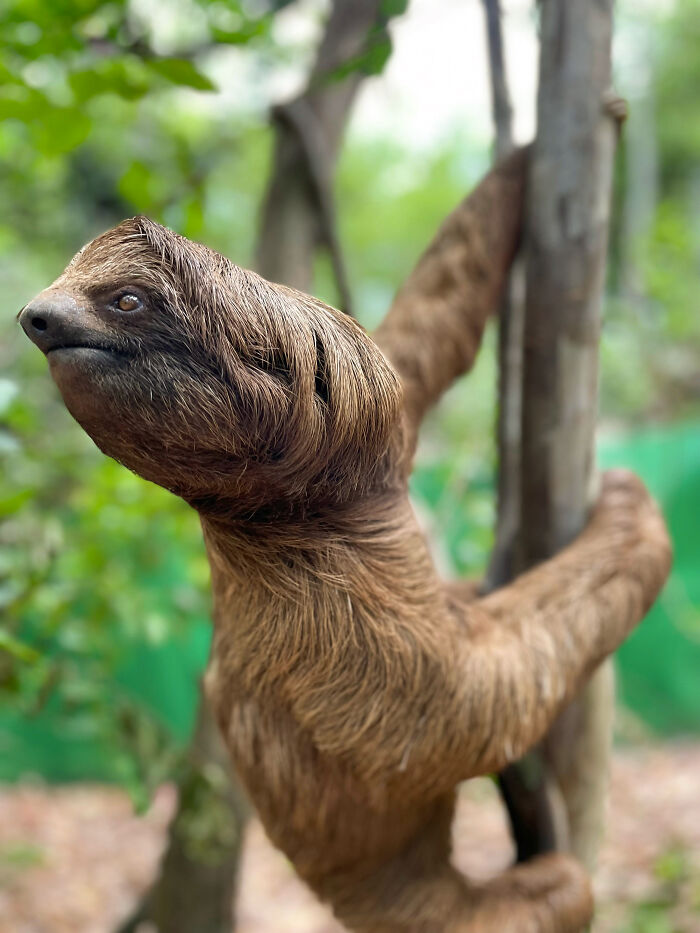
[46,345,128,383]
[46,344,124,360]
[47,344,117,355]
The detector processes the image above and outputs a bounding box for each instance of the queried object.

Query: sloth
[20,150,670,932]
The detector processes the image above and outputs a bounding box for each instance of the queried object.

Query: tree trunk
[514,0,620,870]
[481,0,565,864]
[116,696,248,933]
[481,0,524,593]
[256,0,391,312]
[482,0,513,161]
[485,0,621,869]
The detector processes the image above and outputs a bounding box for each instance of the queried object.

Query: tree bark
[481,0,564,865]
[255,0,392,312]
[515,0,620,870]
[116,695,248,933]
[481,0,523,593]
[482,0,513,161]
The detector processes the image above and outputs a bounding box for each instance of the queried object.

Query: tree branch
[255,0,397,314]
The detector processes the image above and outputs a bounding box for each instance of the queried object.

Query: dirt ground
[1,743,699,933]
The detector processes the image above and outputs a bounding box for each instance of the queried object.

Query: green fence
[600,420,700,734]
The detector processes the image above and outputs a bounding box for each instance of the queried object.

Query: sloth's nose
[19,290,84,354]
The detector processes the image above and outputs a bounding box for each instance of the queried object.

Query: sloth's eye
[116,293,142,312]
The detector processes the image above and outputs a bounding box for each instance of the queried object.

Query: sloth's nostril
[31,316,48,332]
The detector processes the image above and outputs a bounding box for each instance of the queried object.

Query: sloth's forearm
[453,472,671,777]
[374,147,527,435]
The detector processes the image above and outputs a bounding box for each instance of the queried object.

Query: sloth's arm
[449,471,671,778]
[374,147,527,440]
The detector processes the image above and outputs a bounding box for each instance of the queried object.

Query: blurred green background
[1,0,699,803]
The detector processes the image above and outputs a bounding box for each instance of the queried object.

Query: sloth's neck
[198,489,438,679]
[199,490,409,595]
[199,490,447,752]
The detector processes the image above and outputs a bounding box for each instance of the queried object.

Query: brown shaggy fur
[20,149,671,932]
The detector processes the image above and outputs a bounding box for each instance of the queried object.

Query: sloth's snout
[19,290,87,354]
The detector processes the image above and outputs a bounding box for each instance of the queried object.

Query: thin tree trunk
[116,696,248,933]
[482,0,513,161]
[139,703,249,933]
[516,0,620,870]
[481,0,523,593]
[481,0,566,864]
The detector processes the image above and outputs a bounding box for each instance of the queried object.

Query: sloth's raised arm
[450,471,671,778]
[374,147,527,443]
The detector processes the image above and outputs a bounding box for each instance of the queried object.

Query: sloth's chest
[222,687,431,885]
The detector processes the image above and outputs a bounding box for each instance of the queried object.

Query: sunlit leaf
[35,107,91,154]
[381,0,409,17]
[210,19,268,45]
[147,58,216,92]
[69,59,152,102]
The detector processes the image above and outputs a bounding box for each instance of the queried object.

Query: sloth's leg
[374,148,527,452]
[466,851,593,933]
[444,471,670,780]
[327,815,592,933]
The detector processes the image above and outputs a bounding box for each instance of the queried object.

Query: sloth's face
[19,217,401,513]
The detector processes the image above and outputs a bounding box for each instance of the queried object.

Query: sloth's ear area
[133,217,196,273]
[132,214,165,242]
[132,217,236,303]
[132,215,178,253]
[308,307,404,475]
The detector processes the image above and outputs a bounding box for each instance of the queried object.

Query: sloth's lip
[46,344,121,357]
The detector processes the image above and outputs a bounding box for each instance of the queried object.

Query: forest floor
[0,743,699,933]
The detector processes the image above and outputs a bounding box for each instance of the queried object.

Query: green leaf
[330,36,393,81]
[360,35,393,76]
[0,61,21,86]
[119,161,152,208]
[118,161,171,213]
[381,0,409,17]
[0,489,34,518]
[0,87,46,122]
[69,59,152,102]
[210,20,268,45]
[147,59,216,92]
[0,630,41,664]
[0,84,91,149]
[35,108,91,155]
[182,194,204,237]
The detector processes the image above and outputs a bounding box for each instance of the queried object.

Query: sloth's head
[19,217,402,516]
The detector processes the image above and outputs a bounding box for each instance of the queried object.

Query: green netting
[599,421,700,734]
[0,622,211,782]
